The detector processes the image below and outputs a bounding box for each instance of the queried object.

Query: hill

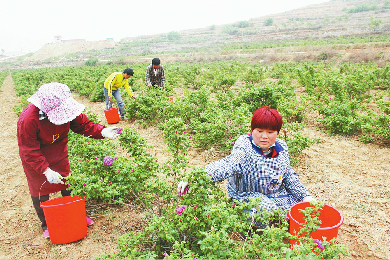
[1,0,390,69]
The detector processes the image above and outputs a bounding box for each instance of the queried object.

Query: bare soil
[0,74,389,259]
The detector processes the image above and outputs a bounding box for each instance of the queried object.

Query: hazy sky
[0,0,329,55]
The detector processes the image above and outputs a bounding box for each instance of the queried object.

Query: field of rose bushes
[0,71,8,89]
[9,60,390,259]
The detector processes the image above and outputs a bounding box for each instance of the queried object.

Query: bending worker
[145,58,165,90]
[17,82,120,239]
[104,68,135,120]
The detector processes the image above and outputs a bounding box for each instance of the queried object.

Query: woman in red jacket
[17,82,119,239]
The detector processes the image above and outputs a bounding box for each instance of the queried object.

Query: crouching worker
[145,57,165,90]
[177,106,315,222]
[17,83,121,239]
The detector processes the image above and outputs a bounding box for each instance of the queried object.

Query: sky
[0,0,329,56]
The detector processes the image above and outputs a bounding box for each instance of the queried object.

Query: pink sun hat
[27,82,85,125]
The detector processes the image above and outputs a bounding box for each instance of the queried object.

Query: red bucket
[288,202,343,246]
[41,195,87,244]
[104,107,120,124]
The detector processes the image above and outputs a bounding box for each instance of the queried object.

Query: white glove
[302,196,316,203]
[177,181,189,195]
[43,168,64,184]
[101,127,119,139]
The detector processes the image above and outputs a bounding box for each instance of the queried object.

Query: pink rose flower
[313,239,324,251]
[103,156,114,165]
[176,205,187,215]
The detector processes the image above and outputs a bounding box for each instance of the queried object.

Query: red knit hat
[251,106,283,132]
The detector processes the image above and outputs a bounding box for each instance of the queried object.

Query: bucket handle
[38,180,48,205]
[39,180,84,207]
[108,100,117,108]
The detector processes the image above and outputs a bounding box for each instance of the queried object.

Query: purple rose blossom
[313,239,324,251]
[177,186,189,195]
[176,205,187,215]
[116,127,123,134]
[103,156,114,165]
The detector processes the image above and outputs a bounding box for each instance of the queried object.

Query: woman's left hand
[101,127,119,139]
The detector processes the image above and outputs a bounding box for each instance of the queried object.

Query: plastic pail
[41,195,87,244]
[104,107,120,124]
[288,202,343,246]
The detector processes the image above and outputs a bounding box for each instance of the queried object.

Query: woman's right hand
[302,196,316,203]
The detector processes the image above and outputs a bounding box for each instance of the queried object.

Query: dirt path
[1,74,389,259]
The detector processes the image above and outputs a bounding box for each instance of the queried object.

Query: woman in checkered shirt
[178,106,315,212]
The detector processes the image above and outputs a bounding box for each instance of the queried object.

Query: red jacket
[17,104,105,196]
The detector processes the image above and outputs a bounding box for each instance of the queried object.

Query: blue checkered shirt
[205,135,310,211]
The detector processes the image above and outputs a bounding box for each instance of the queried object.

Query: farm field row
[2,59,389,259]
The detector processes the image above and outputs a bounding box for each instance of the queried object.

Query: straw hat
[27,82,85,125]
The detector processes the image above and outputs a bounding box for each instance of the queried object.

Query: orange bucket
[41,195,87,244]
[104,107,120,124]
[288,202,343,246]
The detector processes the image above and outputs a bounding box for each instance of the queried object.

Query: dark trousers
[31,189,71,230]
